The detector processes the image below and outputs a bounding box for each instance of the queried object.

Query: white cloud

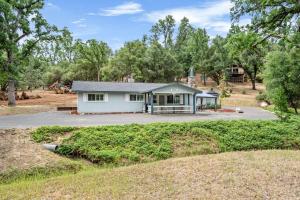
[92,2,143,16]
[141,0,239,33]
[72,18,86,24]
[45,2,60,11]
[72,18,88,28]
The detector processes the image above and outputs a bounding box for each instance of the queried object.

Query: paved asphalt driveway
[0,106,276,129]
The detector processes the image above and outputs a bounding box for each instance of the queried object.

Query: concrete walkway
[0,106,276,129]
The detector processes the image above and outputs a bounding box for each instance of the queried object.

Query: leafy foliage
[226,29,266,89]
[32,118,300,165]
[204,36,231,85]
[0,0,58,104]
[32,126,78,143]
[231,0,300,36]
[264,33,300,115]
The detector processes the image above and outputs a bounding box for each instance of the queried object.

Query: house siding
[77,92,144,113]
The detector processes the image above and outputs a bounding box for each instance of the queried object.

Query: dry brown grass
[0,129,66,172]
[1,150,300,199]
[199,82,265,107]
[0,90,76,115]
[0,105,55,116]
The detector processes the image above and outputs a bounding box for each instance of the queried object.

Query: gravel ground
[0,106,276,128]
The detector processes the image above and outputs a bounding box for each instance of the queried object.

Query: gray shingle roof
[72,81,168,93]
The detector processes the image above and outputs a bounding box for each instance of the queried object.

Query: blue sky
[42,0,250,50]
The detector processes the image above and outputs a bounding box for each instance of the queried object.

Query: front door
[159,95,165,105]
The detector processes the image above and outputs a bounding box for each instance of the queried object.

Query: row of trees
[230,0,300,114]
[17,16,268,90]
[0,0,299,113]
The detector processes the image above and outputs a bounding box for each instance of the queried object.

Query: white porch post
[150,92,154,114]
[193,93,196,114]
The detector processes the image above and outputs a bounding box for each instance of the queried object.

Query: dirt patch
[0,90,76,107]
[0,129,65,172]
[0,105,55,116]
[199,82,265,107]
[0,90,76,116]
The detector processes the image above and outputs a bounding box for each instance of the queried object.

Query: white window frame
[84,93,107,102]
[128,94,144,102]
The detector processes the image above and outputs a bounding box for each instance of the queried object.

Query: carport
[196,93,218,112]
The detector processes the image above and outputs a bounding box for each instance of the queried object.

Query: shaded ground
[0,129,65,172]
[0,106,276,128]
[0,90,76,116]
[1,150,300,199]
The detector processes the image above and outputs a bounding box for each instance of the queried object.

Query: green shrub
[31,126,78,143]
[32,116,300,166]
[256,92,270,103]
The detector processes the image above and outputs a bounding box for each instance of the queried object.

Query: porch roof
[144,83,202,94]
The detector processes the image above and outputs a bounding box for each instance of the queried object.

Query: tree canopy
[0,0,58,105]
[231,0,300,37]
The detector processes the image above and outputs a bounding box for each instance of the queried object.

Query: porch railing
[148,105,193,114]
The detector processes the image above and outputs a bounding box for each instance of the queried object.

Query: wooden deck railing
[148,105,193,114]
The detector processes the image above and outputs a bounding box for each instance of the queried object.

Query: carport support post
[150,92,154,114]
[144,93,147,113]
[200,97,203,111]
[193,93,196,114]
[214,97,217,112]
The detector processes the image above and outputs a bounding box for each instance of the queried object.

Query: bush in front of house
[256,91,270,104]
[32,126,78,143]
[31,116,300,165]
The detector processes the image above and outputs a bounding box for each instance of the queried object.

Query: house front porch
[143,83,201,114]
[145,93,196,114]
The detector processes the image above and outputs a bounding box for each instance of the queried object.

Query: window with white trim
[87,93,104,102]
[167,95,173,104]
[153,95,157,104]
[129,94,144,102]
[174,95,180,104]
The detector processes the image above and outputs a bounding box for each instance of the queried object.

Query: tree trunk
[203,73,206,86]
[251,79,256,90]
[291,101,298,114]
[97,70,100,82]
[7,80,16,106]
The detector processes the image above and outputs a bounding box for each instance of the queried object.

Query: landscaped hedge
[32,116,300,165]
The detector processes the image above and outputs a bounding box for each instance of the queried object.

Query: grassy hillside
[32,117,300,166]
[1,150,300,199]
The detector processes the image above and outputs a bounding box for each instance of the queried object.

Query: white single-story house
[71,81,218,114]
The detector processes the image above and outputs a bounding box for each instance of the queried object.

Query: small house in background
[71,81,207,114]
[227,66,247,83]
